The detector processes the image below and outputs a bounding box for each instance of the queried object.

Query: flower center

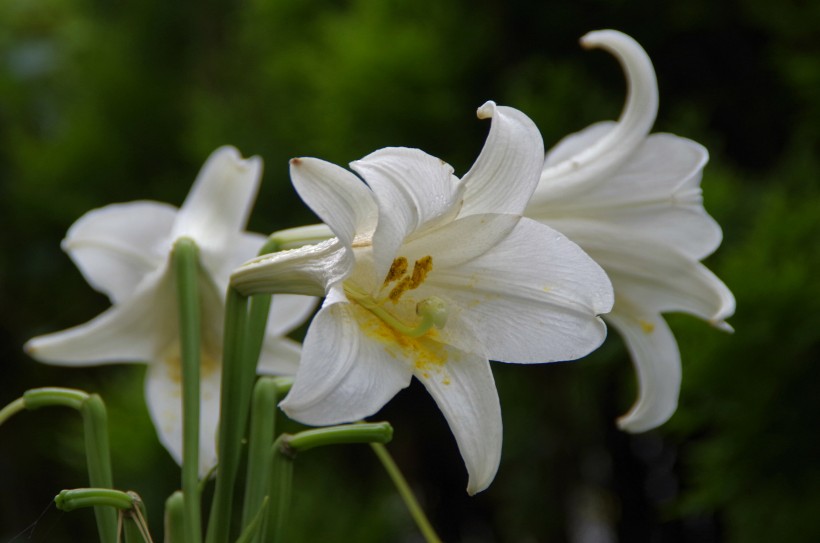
[163,339,220,387]
[344,255,447,338]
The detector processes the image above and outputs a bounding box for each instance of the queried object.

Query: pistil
[345,284,448,338]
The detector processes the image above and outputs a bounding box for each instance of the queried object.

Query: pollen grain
[353,304,449,371]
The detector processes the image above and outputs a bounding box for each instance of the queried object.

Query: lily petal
[25,268,174,365]
[144,342,223,477]
[577,232,735,324]
[428,219,613,363]
[214,231,268,287]
[605,309,680,432]
[257,335,303,376]
[539,30,658,193]
[415,348,501,495]
[400,213,520,270]
[266,294,318,337]
[172,146,262,263]
[290,157,378,248]
[532,129,722,259]
[280,303,414,425]
[233,238,352,298]
[460,101,545,217]
[351,147,463,279]
[63,201,176,303]
[543,122,614,169]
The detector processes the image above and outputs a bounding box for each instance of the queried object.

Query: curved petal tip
[606,311,681,433]
[578,29,658,137]
[540,30,658,188]
[476,100,497,120]
[212,145,262,173]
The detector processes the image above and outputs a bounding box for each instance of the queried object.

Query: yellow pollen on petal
[639,319,655,334]
[351,303,449,372]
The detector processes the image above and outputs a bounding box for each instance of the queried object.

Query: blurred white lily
[233,102,614,494]
[25,147,316,475]
[525,30,736,432]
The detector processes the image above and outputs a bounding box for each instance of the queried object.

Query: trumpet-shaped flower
[25,147,316,475]
[233,102,614,494]
[525,30,736,432]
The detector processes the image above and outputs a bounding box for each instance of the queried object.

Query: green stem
[265,224,334,250]
[235,239,284,542]
[272,377,294,397]
[266,437,294,543]
[241,378,278,540]
[164,491,186,543]
[263,424,394,543]
[206,288,251,543]
[241,236,279,401]
[258,238,283,257]
[81,394,119,543]
[370,443,442,543]
[23,387,89,410]
[173,237,203,543]
[55,488,134,512]
[0,397,25,426]
[236,497,269,543]
[286,422,393,452]
[15,389,119,543]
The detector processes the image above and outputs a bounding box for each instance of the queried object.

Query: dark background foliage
[1,0,818,541]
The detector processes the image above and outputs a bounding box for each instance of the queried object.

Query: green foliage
[669,148,820,542]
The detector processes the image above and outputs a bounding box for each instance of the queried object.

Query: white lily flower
[233,102,614,494]
[25,146,316,476]
[525,30,736,432]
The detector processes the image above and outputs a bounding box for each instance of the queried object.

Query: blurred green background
[1,0,818,541]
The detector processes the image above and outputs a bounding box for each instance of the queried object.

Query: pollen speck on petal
[639,319,655,334]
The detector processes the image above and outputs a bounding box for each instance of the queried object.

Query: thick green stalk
[236,497,269,543]
[242,236,279,383]
[205,288,250,543]
[207,236,286,543]
[241,377,279,540]
[370,443,442,543]
[173,237,203,543]
[81,394,119,543]
[266,437,294,543]
[164,492,186,543]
